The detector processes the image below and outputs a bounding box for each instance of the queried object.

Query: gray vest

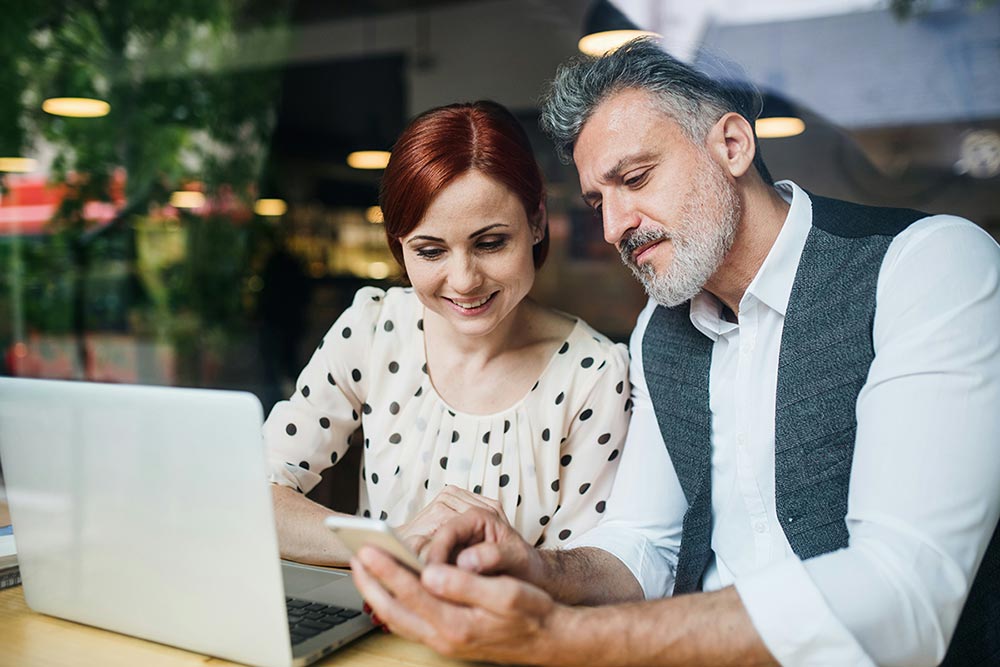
[642,194,999,666]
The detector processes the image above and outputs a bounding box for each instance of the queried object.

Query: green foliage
[0,0,291,380]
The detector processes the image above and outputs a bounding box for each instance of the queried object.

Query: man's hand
[351,545,571,664]
[352,540,778,667]
[395,486,509,557]
[423,506,550,586]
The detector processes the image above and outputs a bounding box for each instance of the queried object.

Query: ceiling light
[170,191,206,209]
[42,97,111,118]
[254,198,287,217]
[579,30,661,56]
[347,151,390,170]
[365,206,384,224]
[579,1,660,56]
[368,261,391,279]
[755,117,806,139]
[0,157,38,173]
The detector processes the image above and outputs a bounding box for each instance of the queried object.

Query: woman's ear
[531,201,548,243]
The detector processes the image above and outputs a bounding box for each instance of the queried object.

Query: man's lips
[632,239,665,265]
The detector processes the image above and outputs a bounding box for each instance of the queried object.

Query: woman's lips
[445,291,498,315]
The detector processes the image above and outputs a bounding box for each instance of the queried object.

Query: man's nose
[602,197,640,246]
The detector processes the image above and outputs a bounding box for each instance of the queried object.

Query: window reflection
[0,0,996,412]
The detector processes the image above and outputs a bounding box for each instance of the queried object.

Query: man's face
[573,88,740,306]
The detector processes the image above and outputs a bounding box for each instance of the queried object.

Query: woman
[265,101,630,565]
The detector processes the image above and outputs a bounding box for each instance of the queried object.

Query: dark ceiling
[290,0,478,23]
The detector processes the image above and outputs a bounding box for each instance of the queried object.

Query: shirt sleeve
[736,216,1000,667]
[263,287,384,494]
[567,298,687,599]
[543,340,631,546]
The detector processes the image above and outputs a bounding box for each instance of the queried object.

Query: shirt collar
[688,180,813,338]
[743,180,812,318]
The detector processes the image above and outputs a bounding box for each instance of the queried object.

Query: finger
[350,552,438,643]
[422,509,490,565]
[450,487,505,516]
[481,495,506,520]
[438,486,502,516]
[455,541,508,574]
[422,564,551,616]
[411,502,458,531]
[435,495,477,516]
[409,534,430,559]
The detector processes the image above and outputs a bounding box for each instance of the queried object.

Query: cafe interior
[1,0,998,506]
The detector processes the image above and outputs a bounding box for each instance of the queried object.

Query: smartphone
[324,515,425,573]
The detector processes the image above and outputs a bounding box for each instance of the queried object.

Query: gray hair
[539,37,773,185]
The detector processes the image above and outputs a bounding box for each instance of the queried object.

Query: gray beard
[619,158,740,307]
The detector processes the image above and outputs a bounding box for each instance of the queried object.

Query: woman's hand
[396,485,509,557]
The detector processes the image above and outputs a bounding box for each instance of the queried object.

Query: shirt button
[754,522,766,534]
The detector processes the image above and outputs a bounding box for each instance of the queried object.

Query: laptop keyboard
[286,597,363,646]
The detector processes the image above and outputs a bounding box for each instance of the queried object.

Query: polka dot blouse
[264,286,631,548]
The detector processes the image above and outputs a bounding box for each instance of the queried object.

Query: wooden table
[0,585,479,667]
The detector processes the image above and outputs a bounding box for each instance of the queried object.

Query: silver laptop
[0,377,374,667]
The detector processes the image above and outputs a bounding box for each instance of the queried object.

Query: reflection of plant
[0,1,290,380]
[890,0,999,19]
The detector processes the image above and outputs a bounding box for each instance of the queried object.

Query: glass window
[1,0,996,410]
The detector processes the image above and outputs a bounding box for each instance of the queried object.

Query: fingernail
[362,603,371,614]
[457,550,480,571]
[380,624,391,634]
[422,565,446,592]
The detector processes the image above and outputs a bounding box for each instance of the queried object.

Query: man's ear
[706,112,756,179]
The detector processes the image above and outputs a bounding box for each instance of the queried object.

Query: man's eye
[624,170,649,187]
[415,248,444,259]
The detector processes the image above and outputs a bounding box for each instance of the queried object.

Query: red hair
[380,100,548,270]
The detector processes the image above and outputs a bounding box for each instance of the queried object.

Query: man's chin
[638,273,702,308]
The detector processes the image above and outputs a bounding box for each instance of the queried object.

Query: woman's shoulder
[561,315,629,371]
[318,286,420,350]
[530,308,629,402]
[339,285,420,324]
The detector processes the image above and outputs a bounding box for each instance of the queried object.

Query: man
[351,39,1000,666]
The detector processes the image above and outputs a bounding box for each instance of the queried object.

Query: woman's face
[401,170,540,340]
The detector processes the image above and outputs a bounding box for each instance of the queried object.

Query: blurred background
[1,0,998,414]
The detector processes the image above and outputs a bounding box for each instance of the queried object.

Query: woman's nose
[448,254,484,294]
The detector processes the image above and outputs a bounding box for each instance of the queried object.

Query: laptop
[0,377,374,667]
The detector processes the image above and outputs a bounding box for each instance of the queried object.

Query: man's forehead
[573,90,678,175]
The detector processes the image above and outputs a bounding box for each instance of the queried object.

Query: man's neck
[704,182,790,319]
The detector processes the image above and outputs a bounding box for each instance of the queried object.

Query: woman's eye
[415,247,444,259]
[477,238,507,251]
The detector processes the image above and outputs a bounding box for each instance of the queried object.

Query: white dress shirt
[569,181,1000,666]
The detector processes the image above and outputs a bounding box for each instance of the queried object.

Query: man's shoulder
[807,192,928,239]
[883,214,1000,278]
